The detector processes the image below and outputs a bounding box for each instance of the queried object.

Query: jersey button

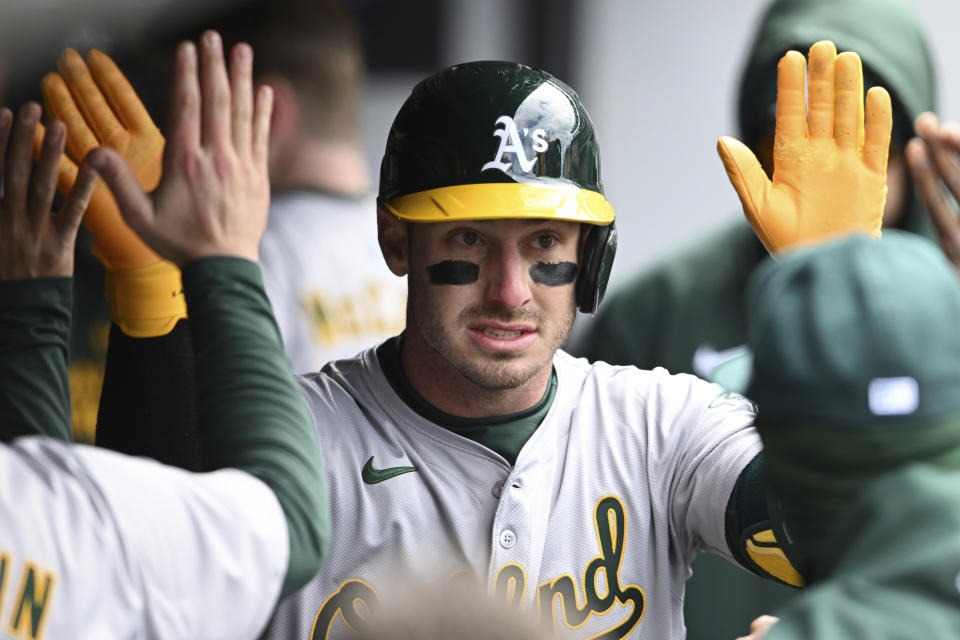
[492,483,503,498]
[499,529,517,549]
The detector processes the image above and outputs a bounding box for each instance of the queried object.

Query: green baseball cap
[746,231,960,427]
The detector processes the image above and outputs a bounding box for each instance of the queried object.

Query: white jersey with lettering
[266,347,760,639]
[0,436,288,640]
[259,192,407,374]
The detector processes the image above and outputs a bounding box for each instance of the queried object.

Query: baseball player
[260,59,768,640]
[741,230,960,638]
[0,32,329,639]
[571,6,934,633]
[216,1,408,373]
[59,37,886,638]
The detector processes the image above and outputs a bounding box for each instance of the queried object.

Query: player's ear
[377,202,409,277]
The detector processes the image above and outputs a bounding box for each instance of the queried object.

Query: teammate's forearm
[182,257,330,598]
[0,278,73,442]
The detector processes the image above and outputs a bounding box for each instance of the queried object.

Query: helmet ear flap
[576,222,617,315]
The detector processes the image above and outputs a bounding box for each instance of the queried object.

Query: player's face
[405,218,580,392]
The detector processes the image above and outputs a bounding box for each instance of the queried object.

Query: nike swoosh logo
[692,343,750,378]
[361,456,418,484]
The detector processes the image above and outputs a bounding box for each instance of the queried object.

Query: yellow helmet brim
[383,183,615,225]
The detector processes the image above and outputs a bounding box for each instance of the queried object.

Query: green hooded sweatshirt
[764,464,960,640]
[568,1,937,638]
[571,0,937,379]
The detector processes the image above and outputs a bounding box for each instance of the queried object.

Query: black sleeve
[0,277,74,442]
[725,452,804,588]
[95,319,203,470]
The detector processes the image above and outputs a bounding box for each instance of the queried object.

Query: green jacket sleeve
[0,277,73,442]
[182,257,329,599]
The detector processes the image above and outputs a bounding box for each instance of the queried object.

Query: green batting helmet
[378,60,617,314]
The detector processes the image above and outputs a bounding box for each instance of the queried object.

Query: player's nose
[485,244,531,309]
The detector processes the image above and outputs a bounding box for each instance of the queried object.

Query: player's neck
[270,139,369,196]
[399,331,553,418]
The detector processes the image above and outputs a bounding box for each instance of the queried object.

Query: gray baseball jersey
[0,436,289,640]
[266,347,760,639]
[259,193,407,374]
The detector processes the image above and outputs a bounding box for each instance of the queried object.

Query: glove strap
[104,261,187,338]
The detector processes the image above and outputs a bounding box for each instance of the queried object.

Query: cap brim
[383,183,615,225]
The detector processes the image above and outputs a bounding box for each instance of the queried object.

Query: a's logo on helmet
[482,115,548,174]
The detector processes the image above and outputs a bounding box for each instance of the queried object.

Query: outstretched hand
[717,40,892,254]
[86,31,272,266]
[41,47,166,271]
[0,103,97,280]
[906,112,960,274]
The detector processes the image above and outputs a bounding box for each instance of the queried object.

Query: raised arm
[717,40,892,254]
[0,104,97,441]
[87,31,328,598]
[38,44,201,466]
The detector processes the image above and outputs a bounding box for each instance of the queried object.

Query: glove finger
[863,87,892,175]
[717,136,775,250]
[775,51,807,144]
[807,41,837,139]
[42,72,99,164]
[86,49,157,136]
[57,49,130,155]
[834,52,864,150]
[87,50,164,192]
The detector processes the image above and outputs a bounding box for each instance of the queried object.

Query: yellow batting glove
[40,48,185,337]
[717,40,892,254]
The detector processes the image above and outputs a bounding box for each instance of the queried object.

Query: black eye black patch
[427,260,480,285]
[529,261,578,286]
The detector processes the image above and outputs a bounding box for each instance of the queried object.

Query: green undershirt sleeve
[0,277,73,442]
[182,257,329,598]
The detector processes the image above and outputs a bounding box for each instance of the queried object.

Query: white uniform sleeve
[649,372,761,560]
[0,438,289,640]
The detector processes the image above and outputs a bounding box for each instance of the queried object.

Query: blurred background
[1,0,958,325]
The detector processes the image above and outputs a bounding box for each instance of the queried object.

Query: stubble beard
[414,293,575,392]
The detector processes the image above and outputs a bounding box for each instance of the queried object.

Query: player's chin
[464,361,543,391]
[468,348,555,389]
